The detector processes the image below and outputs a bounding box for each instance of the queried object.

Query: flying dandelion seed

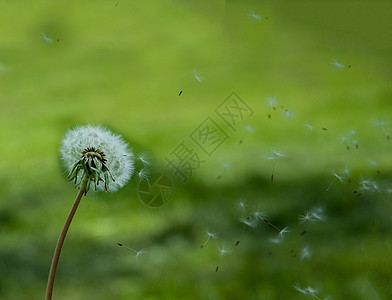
[240,216,258,228]
[374,120,390,140]
[137,151,151,166]
[305,122,313,134]
[266,96,278,119]
[40,33,54,44]
[117,242,147,260]
[263,217,283,233]
[193,70,204,82]
[310,207,326,222]
[235,198,248,212]
[247,10,263,21]
[298,211,317,224]
[301,246,312,260]
[214,245,230,272]
[217,245,230,257]
[200,231,218,248]
[324,169,345,195]
[278,226,291,240]
[330,59,346,71]
[282,108,295,118]
[239,124,254,144]
[369,160,381,174]
[358,177,379,193]
[216,162,230,180]
[136,167,150,182]
[266,149,285,182]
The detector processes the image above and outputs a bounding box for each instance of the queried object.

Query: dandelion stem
[45,176,88,300]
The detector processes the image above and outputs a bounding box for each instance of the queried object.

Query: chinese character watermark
[165,92,253,182]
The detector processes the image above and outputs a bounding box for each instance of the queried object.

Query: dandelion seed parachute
[60,125,134,192]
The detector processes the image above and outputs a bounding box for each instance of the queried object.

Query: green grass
[1,0,392,299]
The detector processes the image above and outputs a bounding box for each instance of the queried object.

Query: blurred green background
[1,0,392,299]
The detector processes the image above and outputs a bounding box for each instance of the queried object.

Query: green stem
[45,177,88,300]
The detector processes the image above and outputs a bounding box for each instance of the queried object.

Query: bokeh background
[1,0,392,299]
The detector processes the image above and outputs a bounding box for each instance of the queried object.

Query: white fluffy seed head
[60,125,134,192]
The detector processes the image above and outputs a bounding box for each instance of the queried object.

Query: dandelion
[46,125,134,300]
[40,33,54,44]
[324,169,345,195]
[117,243,147,260]
[200,230,218,248]
[193,70,204,82]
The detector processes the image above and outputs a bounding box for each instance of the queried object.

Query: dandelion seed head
[60,125,134,192]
